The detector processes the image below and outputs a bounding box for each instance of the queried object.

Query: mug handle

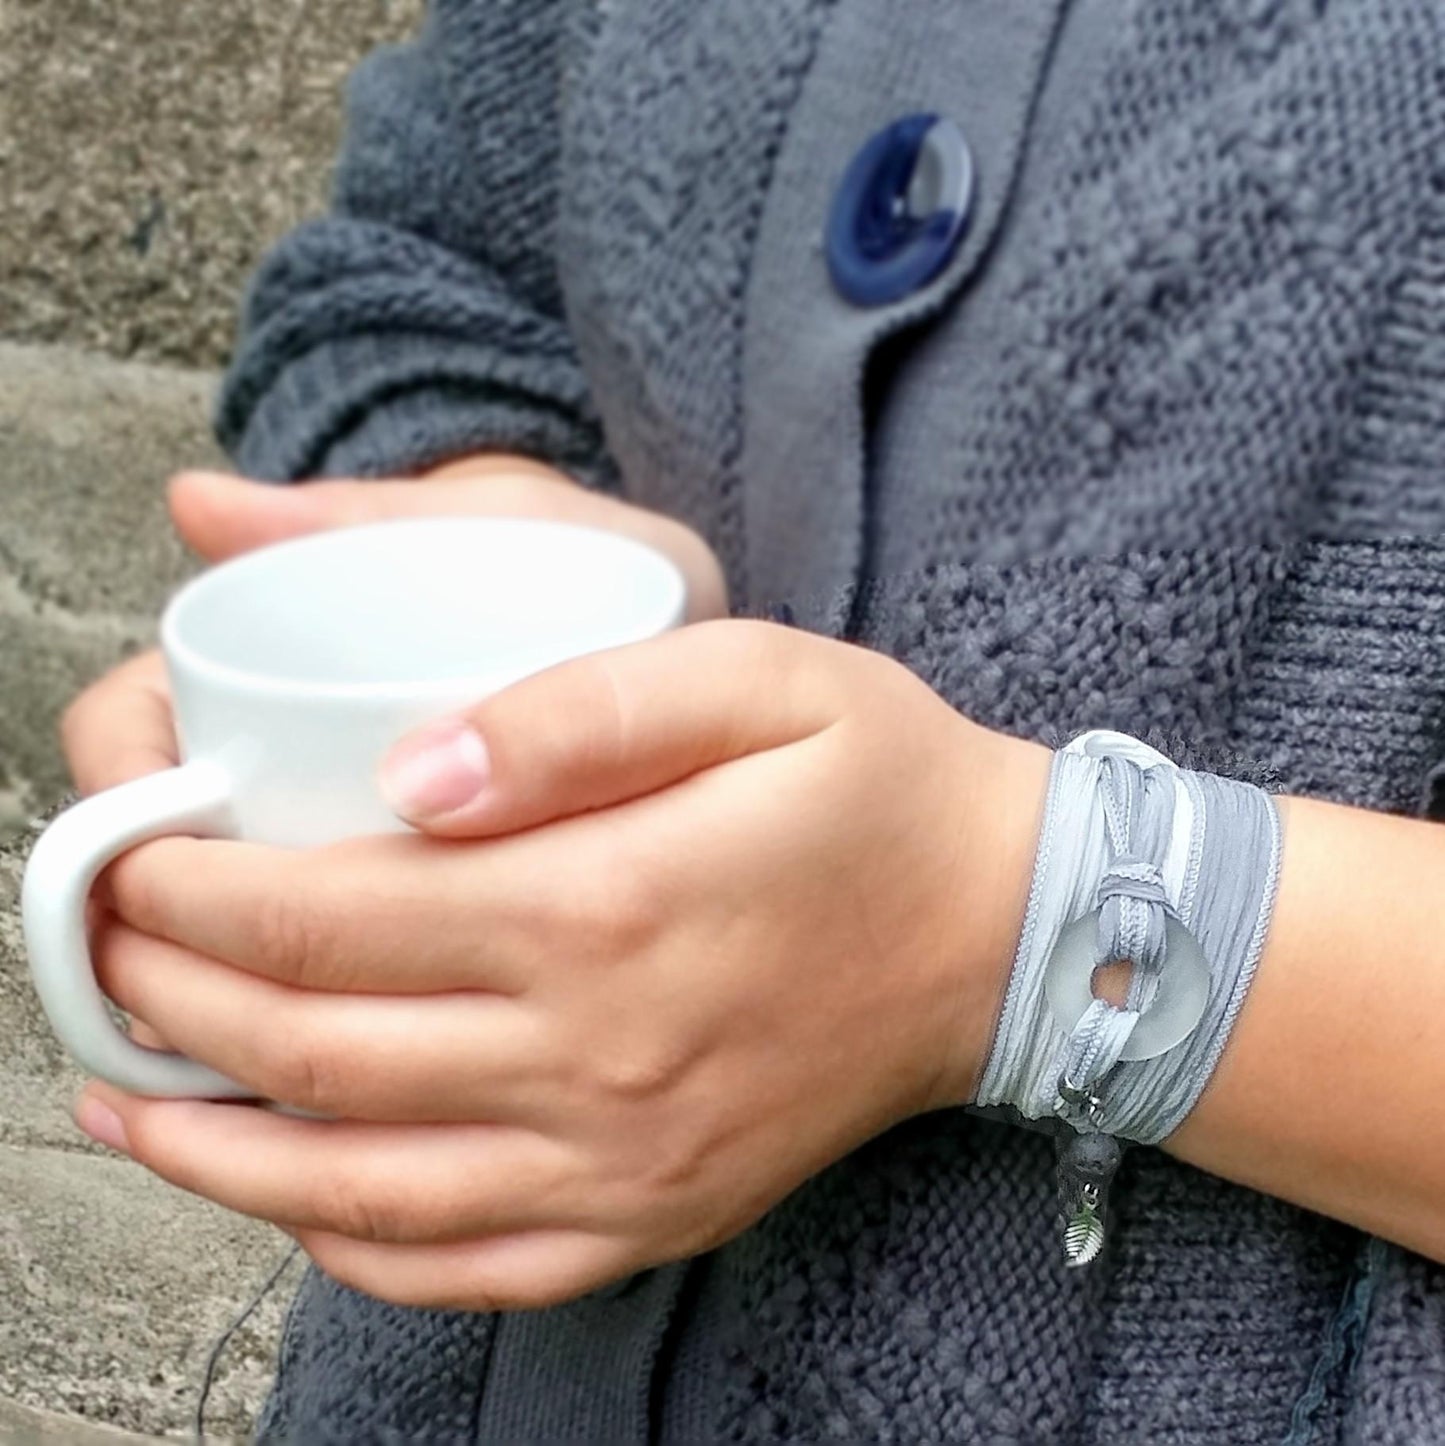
[21,760,259,1099]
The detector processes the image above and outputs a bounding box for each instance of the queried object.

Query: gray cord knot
[1051,757,1179,1114]
[1095,854,1170,981]
[1095,856,1166,904]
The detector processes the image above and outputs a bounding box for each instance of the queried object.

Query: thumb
[168,469,439,563]
[376,620,843,838]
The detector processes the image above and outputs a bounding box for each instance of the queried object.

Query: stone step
[2,4,430,1439]
[0,344,302,1440]
[0,1395,200,1443]
[0,1144,301,1441]
[0,341,214,813]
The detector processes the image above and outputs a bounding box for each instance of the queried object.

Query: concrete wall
[1,0,422,369]
[1,1,423,1437]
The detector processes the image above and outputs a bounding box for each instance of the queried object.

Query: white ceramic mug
[22,516,686,1099]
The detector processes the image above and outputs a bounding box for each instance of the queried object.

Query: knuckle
[58,653,157,759]
[117,1106,159,1166]
[616,1093,728,1205]
[90,923,131,1006]
[57,689,92,754]
[58,690,110,776]
[638,1122,709,1196]
[720,616,789,672]
[594,1039,690,1106]
[254,878,334,987]
[566,651,632,776]
[568,862,662,964]
[312,1166,414,1245]
[106,852,164,933]
[263,1012,350,1116]
[711,618,837,724]
[590,1131,707,1241]
[126,1016,172,1051]
[126,1105,200,1188]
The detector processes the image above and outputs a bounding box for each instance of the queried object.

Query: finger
[169,471,409,562]
[289,1225,632,1312]
[92,920,544,1121]
[125,1015,172,1051]
[60,649,178,795]
[378,618,850,838]
[168,465,581,564]
[76,1082,585,1247]
[101,828,592,995]
[89,910,171,1049]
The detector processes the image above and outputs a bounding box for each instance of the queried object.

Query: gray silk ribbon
[975,734,1283,1147]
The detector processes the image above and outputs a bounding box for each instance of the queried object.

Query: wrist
[930,723,1053,1110]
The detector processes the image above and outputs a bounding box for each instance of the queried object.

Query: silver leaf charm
[1063,1184,1106,1268]
[1055,1131,1124,1269]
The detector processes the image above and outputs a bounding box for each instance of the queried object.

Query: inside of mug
[163,517,686,691]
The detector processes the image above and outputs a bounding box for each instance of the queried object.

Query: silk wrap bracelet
[972,729,1284,1266]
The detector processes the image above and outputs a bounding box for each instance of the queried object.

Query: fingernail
[75,1097,130,1154]
[380,719,491,820]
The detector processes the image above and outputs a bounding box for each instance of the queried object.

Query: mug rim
[160,515,689,701]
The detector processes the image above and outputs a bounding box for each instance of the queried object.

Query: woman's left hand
[77,620,1049,1310]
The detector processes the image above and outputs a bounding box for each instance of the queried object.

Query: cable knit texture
[217,0,1445,1441]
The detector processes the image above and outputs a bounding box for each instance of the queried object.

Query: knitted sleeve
[214,0,617,491]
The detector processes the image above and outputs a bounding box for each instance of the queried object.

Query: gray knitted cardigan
[219,1,1445,1441]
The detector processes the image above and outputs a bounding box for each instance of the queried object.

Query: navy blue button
[826,114,975,307]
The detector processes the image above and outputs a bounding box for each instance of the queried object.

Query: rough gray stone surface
[1,807,305,1442]
[0,1396,168,1442]
[0,342,212,815]
[0,0,425,370]
[1,346,299,1438]
[2,3,429,1430]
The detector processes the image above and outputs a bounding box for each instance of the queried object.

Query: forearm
[984,732,1445,1261]
[1167,790,1445,1260]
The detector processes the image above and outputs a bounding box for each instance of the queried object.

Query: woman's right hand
[61,457,730,799]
